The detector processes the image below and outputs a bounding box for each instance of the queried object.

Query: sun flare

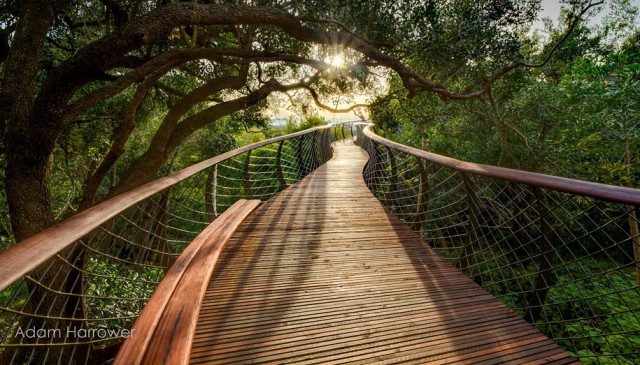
[331,54,345,67]
[325,54,345,68]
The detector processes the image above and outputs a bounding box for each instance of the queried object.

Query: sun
[331,54,345,67]
[324,54,346,69]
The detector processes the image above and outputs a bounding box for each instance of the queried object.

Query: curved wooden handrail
[363,124,640,206]
[0,125,331,291]
[114,199,261,365]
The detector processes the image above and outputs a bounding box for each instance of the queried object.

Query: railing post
[316,130,325,162]
[385,146,399,210]
[415,157,429,233]
[64,242,90,360]
[205,164,218,220]
[505,183,528,258]
[524,187,556,323]
[341,124,346,140]
[456,172,482,272]
[243,150,253,199]
[629,205,640,285]
[275,141,287,191]
[310,131,319,170]
[322,129,332,162]
[368,141,382,195]
[295,134,307,178]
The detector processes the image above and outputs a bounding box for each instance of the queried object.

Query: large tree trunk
[5,135,56,240]
[2,121,88,365]
[1,0,61,241]
[0,2,90,363]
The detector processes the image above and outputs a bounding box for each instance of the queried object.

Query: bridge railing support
[358,123,640,364]
[330,121,355,143]
[0,122,349,365]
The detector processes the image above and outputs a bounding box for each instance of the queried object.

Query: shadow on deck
[189,141,576,364]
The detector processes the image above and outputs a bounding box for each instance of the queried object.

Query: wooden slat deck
[190,141,577,364]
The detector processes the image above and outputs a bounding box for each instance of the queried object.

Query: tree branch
[81,64,176,208]
[166,77,312,154]
[297,85,370,113]
[522,0,603,68]
[66,48,249,123]
[154,82,186,98]
[474,0,603,95]
[145,69,250,159]
[299,17,398,50]
[37,2,446,120]
[67,47,336,124]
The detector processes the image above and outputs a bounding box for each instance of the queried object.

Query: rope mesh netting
[357,123,640,364]
[0,123,354,364]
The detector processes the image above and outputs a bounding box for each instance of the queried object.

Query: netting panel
[357,124,640,365]
[0,126,342,364]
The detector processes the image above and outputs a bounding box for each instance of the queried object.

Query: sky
[536,0,564,30]
[535,0,608,31]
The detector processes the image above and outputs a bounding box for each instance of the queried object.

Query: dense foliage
[379,3,639,187]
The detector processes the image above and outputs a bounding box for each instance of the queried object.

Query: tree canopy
[0,0,620,246]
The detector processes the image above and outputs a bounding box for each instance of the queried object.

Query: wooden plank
[190,142,575,364]
[114,199,260,365]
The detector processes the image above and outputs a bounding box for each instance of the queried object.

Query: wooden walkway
[190,141,577,364]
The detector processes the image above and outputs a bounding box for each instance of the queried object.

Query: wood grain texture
[363,124,640,205]
[115,199,261,365]
[0,125,330,291]
[190,141,577,364]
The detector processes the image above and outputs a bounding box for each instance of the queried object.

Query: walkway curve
[190,141,576,364]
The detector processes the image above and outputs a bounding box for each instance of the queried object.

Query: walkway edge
[115,199,261,365]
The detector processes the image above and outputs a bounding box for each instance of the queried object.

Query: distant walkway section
[190,141,577,364]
